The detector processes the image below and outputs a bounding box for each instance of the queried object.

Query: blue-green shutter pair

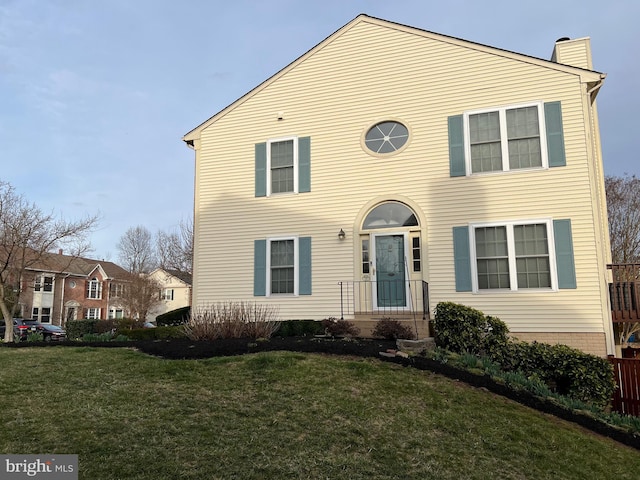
[255,137,311,197]
[453,220,576,292]
[448,101,566,176]
[254,238,312,296]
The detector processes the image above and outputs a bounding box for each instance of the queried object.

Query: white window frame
[160,288,174,301]
[111,283,125,298]
[34,275,54,292]
[87,307,101,319]
[87,278,102,299]
[108,307,124,319]
[266,236,299,296]
[266,136,298,196]
[463,101,548,175]
[469,218,558,293]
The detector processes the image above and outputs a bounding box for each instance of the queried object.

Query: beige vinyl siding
[192,19,609,334]
[553,38,593,70]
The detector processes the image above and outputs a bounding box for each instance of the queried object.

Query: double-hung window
[34,275,54,292]
[269,238,296,295]
[255,136,311,197]
[471,220,554,291]
[269,138,297,194]
[110,283,125,298]
[87,278,102,299]
[87,308,101,319]
[466,102,546,174]
[254,236,312,296]
[449,101,566,177]
[160,288,174,301]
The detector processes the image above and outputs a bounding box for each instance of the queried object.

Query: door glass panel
[375,235,406,307]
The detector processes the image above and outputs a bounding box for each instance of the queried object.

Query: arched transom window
[363,202,418,230]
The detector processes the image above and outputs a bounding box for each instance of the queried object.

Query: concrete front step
[351,315,433,339]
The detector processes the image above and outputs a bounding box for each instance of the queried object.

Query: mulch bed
[2,335,397,360]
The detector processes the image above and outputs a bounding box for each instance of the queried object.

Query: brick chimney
[551,36,593,70]
[58,249,63,255]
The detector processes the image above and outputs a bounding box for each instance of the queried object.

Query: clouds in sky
[1,0,638,259]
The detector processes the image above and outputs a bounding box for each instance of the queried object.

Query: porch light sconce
[338,229,346,240]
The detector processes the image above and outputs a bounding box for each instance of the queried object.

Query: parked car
[0,318,43,341]
[40,324,66,342]
[15,319,46,338]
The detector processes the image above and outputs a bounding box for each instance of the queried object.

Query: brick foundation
[510,332,607,357]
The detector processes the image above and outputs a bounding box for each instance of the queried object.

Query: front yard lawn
[1,346,640,479]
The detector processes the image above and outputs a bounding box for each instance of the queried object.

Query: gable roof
[25,250,129,280]
[149,267,192,286]
[183,13,605,145]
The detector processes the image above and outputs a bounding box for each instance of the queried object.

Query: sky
[1,0,638,262]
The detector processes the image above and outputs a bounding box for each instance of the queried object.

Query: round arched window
[363,202,418,229]
[364,121,409,155]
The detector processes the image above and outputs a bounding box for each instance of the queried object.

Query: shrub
[65,320,99,340]
[496,341,615,408]
[94,319,116,334]
[66,319,136,339]
[82,332,118,342]
[184,302,280,340]
[433,301,616,408]
[273,320,324,337]
[115,318,145,331]
[433,302,510,356]
[321,318,360,337]
[156,306,191,327]
[27,332,43,342]
[371,318,414,340]
[120,326,186,341]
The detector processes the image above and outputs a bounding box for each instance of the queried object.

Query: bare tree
[117,272,163,321]
[0,181,98,342]
[606,174,640,264]
[156,217,193,274]
[117,226,156,273]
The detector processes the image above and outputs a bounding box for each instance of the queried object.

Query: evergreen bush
[273,320,324,337]
[433,301,615,408]
[433,302,509,356]
[120,326,186,341]
[65,319,99,340]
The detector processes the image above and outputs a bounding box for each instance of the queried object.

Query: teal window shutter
[453,226,472,292]
[254,239,267,296]
[298,137,311,193]
[255,143,267,197]
[544,102,566,167]
[299,237,312,295]
[553,219,576,289]
[448,115,466,177]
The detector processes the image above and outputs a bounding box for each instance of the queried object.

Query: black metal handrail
[338,280,429,320]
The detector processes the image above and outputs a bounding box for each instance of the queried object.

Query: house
[18,250,130,325]
[183,14,614,356]
[146,268,192,322]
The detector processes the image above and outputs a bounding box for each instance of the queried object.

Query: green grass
[2,347,640,479]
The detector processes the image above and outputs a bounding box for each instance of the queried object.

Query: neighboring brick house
[146,268,192,322]
[18,251,130,325]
